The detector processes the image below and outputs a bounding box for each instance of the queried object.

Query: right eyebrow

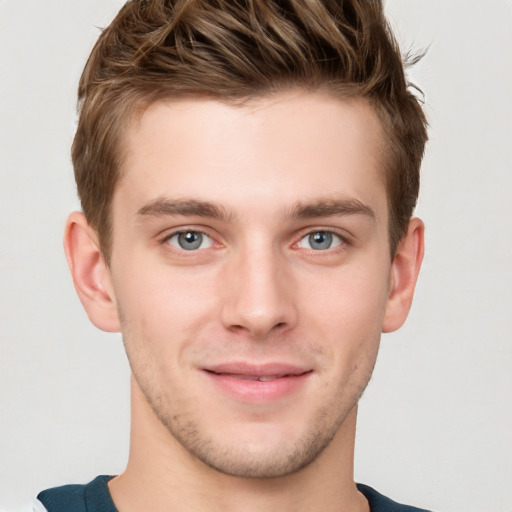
[287,197,376,221]
[136,197,231,221]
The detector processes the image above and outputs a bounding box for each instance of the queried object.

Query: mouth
[201,363,313,402]
[205,371,310,382]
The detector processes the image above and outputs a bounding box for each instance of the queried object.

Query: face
[107,92,394,478]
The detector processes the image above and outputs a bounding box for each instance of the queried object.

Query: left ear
[382,217,425,333]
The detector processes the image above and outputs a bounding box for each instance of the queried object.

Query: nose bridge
[220,235,297,337]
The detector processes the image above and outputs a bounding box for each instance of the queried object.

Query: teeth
[228,374,260,381]
[221,373,283,381]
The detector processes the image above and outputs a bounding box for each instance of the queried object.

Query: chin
[157,403,354,479]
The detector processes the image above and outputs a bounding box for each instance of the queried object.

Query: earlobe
[63,212,121,332]
[382,217,425,333]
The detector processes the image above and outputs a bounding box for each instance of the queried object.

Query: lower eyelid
[297,231,345,250]
[164,231,214,250]
[159,228,349,252]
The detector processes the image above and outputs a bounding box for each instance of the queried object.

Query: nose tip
[220,254,297,339]
[226,313,291,339]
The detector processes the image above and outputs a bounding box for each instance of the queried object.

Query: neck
[109,377,369,512]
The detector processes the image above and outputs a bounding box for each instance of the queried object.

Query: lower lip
[203,371,312,403]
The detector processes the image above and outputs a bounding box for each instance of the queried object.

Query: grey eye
[167,231,213,251]
[298,231,342,250]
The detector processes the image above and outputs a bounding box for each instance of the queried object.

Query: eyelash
[294,228,350,253]
[158,227,351,255]
[160,229,215,251]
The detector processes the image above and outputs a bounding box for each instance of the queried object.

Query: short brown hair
[72,0,428,260]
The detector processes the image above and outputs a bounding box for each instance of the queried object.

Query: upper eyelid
[164,230,212,240]
[158,228,213,250]
[166,230,213,249]
[295,227,351,243]
[156,225,352,246]
[159,226,216,241]
[160,230,218,256]
[296,230,345,248]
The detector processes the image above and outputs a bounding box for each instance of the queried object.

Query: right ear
[63,212,121,332]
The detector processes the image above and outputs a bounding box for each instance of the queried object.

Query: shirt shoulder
[357,483,433,512]
[36,477,430,512]
[36,475,117,512]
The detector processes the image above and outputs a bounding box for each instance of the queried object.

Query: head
[72,0,427,263]
[65,0,427,482]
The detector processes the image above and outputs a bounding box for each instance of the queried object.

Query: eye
[166,231,213,251]
[297,231,343,251]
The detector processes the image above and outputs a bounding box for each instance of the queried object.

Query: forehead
[115,91,387,221]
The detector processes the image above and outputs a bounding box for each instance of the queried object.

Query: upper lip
[202,362,312,379]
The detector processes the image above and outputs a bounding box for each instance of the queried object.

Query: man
[35,0,429,511]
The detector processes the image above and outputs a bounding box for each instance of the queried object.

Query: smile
[206,371,309,382]
[232,374,289,382]
[202,364,313,403]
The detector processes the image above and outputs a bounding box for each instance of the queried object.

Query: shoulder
[357,483,433,512]
[36,475,117,512]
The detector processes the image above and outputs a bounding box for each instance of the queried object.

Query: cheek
[300,261,390,360]
[306,261,389,320]
[112,262,219,357]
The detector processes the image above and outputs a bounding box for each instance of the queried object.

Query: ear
[382,217,425,333]
[63,212,121,332]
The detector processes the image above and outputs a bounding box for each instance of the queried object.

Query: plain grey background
[1,1,511,511]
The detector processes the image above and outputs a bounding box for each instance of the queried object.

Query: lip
[201,362,313,403]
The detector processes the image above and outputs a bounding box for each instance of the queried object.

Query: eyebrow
[137,198,231,220]
[288,198,376,220]
[136,196,375,222]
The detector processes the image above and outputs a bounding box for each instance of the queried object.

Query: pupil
[310,231,332,250]
[178,231,202,250]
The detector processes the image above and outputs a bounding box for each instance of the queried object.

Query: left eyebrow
[287,198,376,220]
[136,197,231,221]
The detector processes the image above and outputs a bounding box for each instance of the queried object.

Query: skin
[65,91,424,512]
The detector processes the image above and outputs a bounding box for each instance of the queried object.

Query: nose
[219,243,298,339]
